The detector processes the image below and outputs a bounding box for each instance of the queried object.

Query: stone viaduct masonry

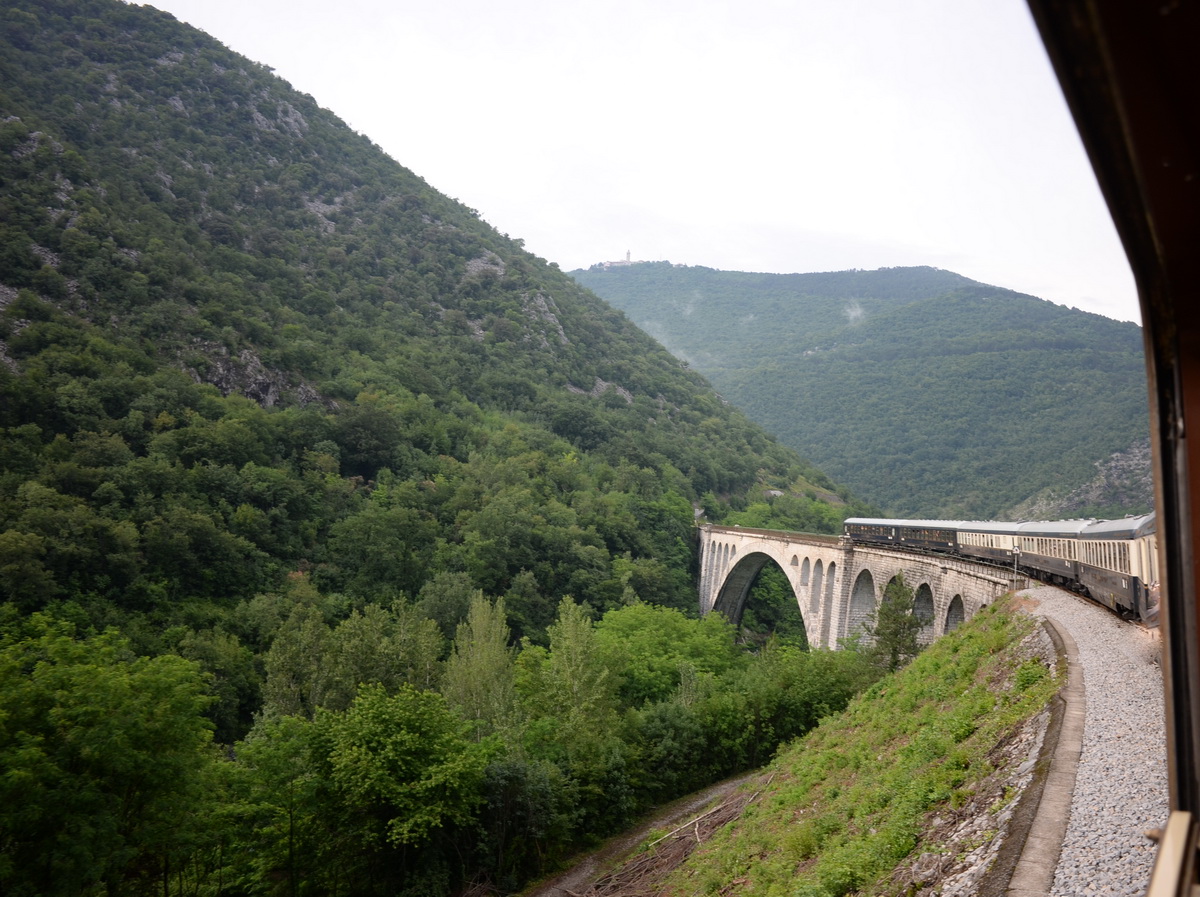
[698,524,1015,649]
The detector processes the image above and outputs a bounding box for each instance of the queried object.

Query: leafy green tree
[176,625,260,742]
[541,596,616,719]
[0,616,215,896]
[0,529,57,607]
[230,714,329,897]
[516,597,635,835]
[314,683,493,847]
[262,600,447,719]
[741,563,809,648]
[232,571,326,651]
[389,598,446,691]
[261,603,330,718]
[325,502,437,599]
[594,602,743,706]
[503,568,555,643]
[142,505,267,600]
[442,594,516,739]
[334,394,404,479]
[866,573,923,672]
[418,571,478,642]
[474,757,574,891]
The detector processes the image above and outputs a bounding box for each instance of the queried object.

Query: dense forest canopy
[0,2,881,894]
[573,262,1151,519]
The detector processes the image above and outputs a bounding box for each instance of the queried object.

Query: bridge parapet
[698,525,1014,649]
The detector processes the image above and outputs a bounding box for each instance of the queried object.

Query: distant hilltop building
[603,250,638,268]
[595,250,666,269]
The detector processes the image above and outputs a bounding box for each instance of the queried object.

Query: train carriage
[843,518,959,553]
[1013,519,1093,586]
[955,521,1024,565]
[842,519,898,546]
[1077,514,1158,618]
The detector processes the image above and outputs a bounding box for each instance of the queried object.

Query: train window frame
[1024,0,1200,888]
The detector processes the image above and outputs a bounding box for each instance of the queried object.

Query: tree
[442,594,516,739]
[542,597,615,718]
[503,569,555,643]
[176,625,260,742]
[326,503,438,599]
[321,603,429,712]
[315,683,493,847]
[738,563,809,649]
[0,616,215,896]
[389,598,445,691]
[261,600,445,720]
[517,598,634,834]
[417,571,477,642]
[866,573,923,672]
[231,714,328,897]
[594,602,743,706]
[261,603,330,718]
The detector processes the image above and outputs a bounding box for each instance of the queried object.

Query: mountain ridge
[572,262,1150,519]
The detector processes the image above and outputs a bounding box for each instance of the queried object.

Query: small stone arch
[810,560,825,619]
[946,594,965,632]
[790,554,800,566]
[800,557,811,586]
[847,569,877,640]
[820,561,837,646]
[914,583,935,645]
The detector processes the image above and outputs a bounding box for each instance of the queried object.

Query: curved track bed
[1017,585,1167,896]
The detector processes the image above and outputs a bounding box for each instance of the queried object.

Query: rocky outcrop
[521,291,568,348]
[1005,438,1154,519]
[182,343,319,408]
[464,251,505,279]
[567,376,633,404]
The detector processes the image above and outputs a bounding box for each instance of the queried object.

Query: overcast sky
[147,0,1140,324]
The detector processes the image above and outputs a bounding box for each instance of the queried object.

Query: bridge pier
[698,525,1012,649]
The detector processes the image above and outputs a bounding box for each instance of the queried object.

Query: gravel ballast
[1019,585,1168,896]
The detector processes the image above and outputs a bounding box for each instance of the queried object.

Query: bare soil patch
[519,773,758,897]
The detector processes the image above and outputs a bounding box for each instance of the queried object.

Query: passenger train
[843,514,1159,623]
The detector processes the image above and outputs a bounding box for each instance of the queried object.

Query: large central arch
[710,551,808,633]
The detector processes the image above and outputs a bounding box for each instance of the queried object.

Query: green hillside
[573,263,1151,519]
[0,0,870,631]
[656,599,1058,896]
[0,2,880,894]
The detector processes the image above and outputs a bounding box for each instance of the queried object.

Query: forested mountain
[0,2,882,894]
[572,263,1151,519]
[0,0,871,625]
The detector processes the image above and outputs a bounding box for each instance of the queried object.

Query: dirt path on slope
[519,772,758,897]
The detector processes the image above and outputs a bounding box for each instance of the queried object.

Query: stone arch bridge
[698,525,1016,649]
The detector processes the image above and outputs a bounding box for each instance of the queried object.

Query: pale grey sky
[148,0,1140,323]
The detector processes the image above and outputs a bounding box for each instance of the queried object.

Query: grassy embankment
[645,598,1060,896]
